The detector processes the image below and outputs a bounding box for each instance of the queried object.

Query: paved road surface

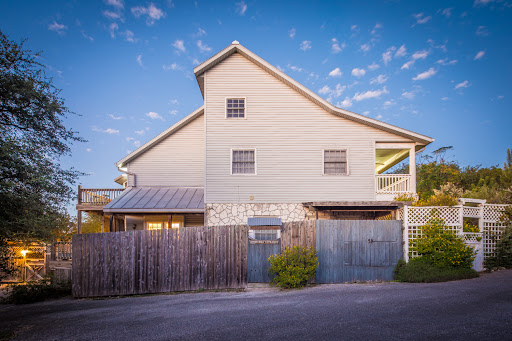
[1,270,511,340]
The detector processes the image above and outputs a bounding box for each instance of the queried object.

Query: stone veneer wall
[206,203,309,226]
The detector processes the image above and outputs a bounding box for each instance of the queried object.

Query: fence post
[403,205,409,262]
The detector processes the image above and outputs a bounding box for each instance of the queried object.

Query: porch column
[409,146,417,193]
[77,210,82,234]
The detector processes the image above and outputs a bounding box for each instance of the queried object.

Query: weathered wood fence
[72,225,248,298]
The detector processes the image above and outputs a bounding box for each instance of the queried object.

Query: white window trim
[230,148,257,175]
[225,97,247,119]
[322,148,349,176]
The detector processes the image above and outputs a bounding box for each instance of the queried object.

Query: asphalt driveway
[1,270,511,340]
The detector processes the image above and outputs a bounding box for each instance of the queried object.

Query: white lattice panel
[462,232,483,243]
[397,208,404,221]
[483,222,507,258]
[463,206,482,218]
[406,206,462,226]
[483,205,507,222]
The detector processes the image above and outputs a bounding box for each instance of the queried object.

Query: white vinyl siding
[126,114,204,187]
[324,150,347,175]
[232,149,256,175]
[204,53,413,203]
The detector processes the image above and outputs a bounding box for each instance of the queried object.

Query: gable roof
[116,106,204,168]
[194,42,434,146]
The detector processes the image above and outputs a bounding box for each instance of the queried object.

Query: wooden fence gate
[316,220,402,283]
[248,240,280,283]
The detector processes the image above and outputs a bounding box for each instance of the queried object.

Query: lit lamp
[20,250,29,257]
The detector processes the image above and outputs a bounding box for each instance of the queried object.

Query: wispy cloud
[289,28,296,38]
[370,74,388,84]
[352,87,389,101]
[81,30,94,42]
[412,13,432,25]
[440,8,453,18]
[162,62,179,71]
[131,3,165,25]
[360,43,371,52]
[437,58,458,66]
[134,129,145,135]
[474,0,495,7]
[123,30,136,43]
[395,45,407,57]
[412,50,429,60]
[368,62,380,71]
[105,0,124,9]
[287,64,303,72]
[331,38,345,53]
[401,60,414,70]
[329,67,342,77]
[412,68,437,81]
[93,126,120,134]
[136,54,143,67]
[474,50,485,60]
[402,91,415,99]
[300,40,312,51]
[194,28,206,37]
[235,1,247,15]
[109,23,119,38]
[146,111,164,120]
[48,21,67,35]
[351,68,366,78]
[370,23,382,35]
[172,39,186,53]
[338,97,353,108]
[476,26,489,37]
[455,80,471,89]
[108,114,123,120]
[103,10,122,20]
[382,46,396,65]
[197,40,212,53]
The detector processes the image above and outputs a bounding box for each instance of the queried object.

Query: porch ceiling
[375,148,410,174]
[103,187,205,213]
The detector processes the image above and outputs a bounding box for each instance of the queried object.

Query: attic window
[226,98,245,118]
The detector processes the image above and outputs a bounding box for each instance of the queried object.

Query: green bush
[2,278,71,304]
[268,246,318,289]
[484,224,512,270]
[411,220,475,268]
[394,258,479,283]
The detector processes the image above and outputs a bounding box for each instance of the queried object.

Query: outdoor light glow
[20,250,29,257]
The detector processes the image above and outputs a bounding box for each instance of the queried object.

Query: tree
[0,30,83,245]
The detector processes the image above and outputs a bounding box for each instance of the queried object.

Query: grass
[394,259,479,283]
[2,279,71,305]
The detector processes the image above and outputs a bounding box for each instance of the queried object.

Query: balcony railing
[376,174,412,194]
[78,186,125,205]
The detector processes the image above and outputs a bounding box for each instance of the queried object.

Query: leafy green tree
[0,31,83,246]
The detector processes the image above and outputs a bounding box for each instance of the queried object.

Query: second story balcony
[77,186,125,210]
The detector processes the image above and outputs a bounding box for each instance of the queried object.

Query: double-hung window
[324,149,348,175]
[226,98,245,118]
[232,149,255,175]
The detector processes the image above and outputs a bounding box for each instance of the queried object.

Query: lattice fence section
[462,232,483,243]
[483,204,508,222]
[406,206,462,227]
[463,206,482,218]
[483,221,507,258]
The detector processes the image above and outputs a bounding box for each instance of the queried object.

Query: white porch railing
[375,174,412,194]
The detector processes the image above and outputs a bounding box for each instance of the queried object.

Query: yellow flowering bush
[268,246,318,289]
[411,220,475,268]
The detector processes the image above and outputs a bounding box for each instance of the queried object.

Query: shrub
[394,193,418,203]
[394,258,478,283]
[484,224,512,270]
[415,193,458,207]
[411,220,475,268]
[268,246,318,289]
[2,278,71,304]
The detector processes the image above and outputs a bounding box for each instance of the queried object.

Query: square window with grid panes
[232,150,255,174]
[324,150,347,175]
[226,98,245,118]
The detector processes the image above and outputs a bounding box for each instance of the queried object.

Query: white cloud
[350,25,358,32]
[109,23,118,38]
[106,0,124,8]
[329,67,343,77]
[133,140,141,148]
[80,31,94,42]
[123,30,136,43]
[197,40,212,53]
[170,110,178,115]
[289,28,296,38]
[370,74,388,84]
[331,38,345,53]
[86,148,92,152]
[360,43,371,52]
[172,39,186,53]
[300,40,312,51]
[338,97,353,108]
[146,111,164,120]
[476,26,489,37]
[454,80,471,89]
[413,13,432,25]
[402,91,415,99]
[318,85,331,95]
[371,23,382,35]
[192,58,200,65]
[441,8,453,18]
[362,111,370,116]
[332,84,346,97]
[352,87,389,101]
[395,45,407,57]
[401,60,415,69]
[48,21,67,34]
[383,99,396,107]
[170,99,179,105]
[103,10,122,20]
[412,68,437,81]
[162,62,179,71]
[235,1,248,15]
[195,28,206,37]
[412,50,429,60]
[134,129,145,135]
[382,46,396,65]
[376,114,383,120]
[108,114,123,120]
[136,54,143,67]
[368,62,380,71]
[287,64,303,72]
[437,59,458,66]
[474,0,495,6]
[104,128,120,134]
[474,50,485,60]
[131,3,165,25]
[351,68,366,78]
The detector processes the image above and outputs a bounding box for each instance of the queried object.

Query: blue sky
[1,0,511,190]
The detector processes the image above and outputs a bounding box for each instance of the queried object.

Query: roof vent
[232,40,240,45]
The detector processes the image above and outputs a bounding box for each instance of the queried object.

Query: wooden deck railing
[78,186,125,205]
[376,174,412,194]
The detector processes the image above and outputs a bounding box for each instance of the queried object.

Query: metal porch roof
[103,187,204,213]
